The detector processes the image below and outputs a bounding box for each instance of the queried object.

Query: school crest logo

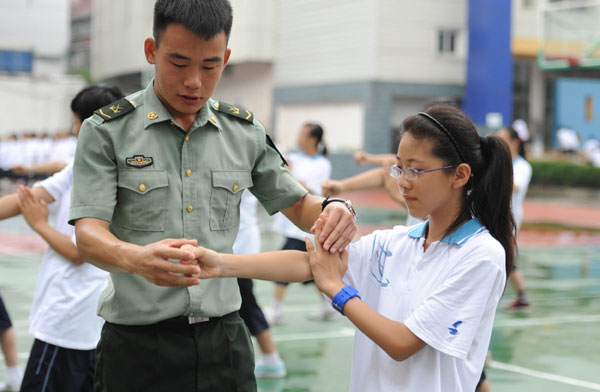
[370,235,391,287]
[126,155,153,168]
[448,321,462,336]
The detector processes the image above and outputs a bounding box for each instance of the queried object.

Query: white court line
[273,328,355,342]
[491,361,600,390]
[494,314,600,328]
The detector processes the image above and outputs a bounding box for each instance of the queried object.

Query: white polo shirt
[232,190,260,255]
[512,156,532,229]
[344,218,506,392]
[29,162,109,350]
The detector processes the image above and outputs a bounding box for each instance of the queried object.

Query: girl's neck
[424,199,465,250]
[303,146,318,156]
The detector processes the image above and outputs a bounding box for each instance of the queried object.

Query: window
[438,30,457,54]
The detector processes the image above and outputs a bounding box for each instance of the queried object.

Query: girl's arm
[304,228,426,362]
[185,246,313,283]
[17,186,82,265]
[0,186,54,220]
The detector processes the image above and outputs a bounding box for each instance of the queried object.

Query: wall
[554,77,600,145]
[0,75,86,136]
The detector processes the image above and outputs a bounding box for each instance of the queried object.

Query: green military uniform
[68,80,307,325]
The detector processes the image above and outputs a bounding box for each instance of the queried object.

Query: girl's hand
[17,185,49,231]
[304,227,348,298]
[181,244,223,279]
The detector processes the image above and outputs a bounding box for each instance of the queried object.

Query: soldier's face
[144,23,231,120]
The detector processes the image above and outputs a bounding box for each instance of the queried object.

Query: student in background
[0,85,122,392]
[267,123,334,324]
[0,295,22,392]
[497,126,532,313]
[234,190,287,379]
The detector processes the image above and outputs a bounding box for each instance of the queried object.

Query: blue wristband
[331,285,361,315]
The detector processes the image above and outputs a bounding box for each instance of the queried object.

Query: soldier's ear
[144,38,157,65]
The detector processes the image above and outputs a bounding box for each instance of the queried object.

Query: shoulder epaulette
[94,98,136,121]
[213,101,254,123]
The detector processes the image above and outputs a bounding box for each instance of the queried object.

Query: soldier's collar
[190,99,222,133]
[142,81,177,130]
[142,82,221,132]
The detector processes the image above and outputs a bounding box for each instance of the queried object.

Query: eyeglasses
[388,165,457,180]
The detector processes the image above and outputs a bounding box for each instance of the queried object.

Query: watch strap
[331,285,361,315]
[321,197,358,221]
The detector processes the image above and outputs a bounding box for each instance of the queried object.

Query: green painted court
[1,209,600,391]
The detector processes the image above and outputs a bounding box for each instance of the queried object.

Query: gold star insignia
[109,104,122,114]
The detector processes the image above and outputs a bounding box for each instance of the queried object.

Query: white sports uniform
[30,162,109,350]
[343,218,506,392]
[233,190,260,254]
[512,155,532,230]
[278,152,331,241]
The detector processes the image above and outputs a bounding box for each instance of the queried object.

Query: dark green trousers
[94,311,256,392]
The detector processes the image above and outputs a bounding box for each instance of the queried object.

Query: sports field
[1,193,600,391]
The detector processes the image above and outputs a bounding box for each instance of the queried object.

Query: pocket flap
[118,170,169,194]
[211,170,253,194]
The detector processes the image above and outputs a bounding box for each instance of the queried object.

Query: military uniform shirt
[69,81,307,325]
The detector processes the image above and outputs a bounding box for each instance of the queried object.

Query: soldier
[68,1,357,391]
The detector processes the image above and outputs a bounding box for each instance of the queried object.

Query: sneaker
[306,306,338,321]
[503,297,531,313]
[264,306,287,326]
[0,381,21,392]
[255,359,287,379]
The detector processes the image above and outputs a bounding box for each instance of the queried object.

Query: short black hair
[71,85,124,121]
[153,0,233,45]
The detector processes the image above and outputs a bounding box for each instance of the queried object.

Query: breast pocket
[114,170,169,231]
[210,170,253,231]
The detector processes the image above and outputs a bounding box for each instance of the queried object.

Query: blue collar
[407,218,485,245]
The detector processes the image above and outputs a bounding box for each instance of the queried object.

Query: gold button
[187,205,193,213]
[186,169,192,177]
[147,112,158,120]
[185,135,190,142]
[170,121,174,126]
[139,184,146,192]
[188,312,194,317]
[232,184,239,192]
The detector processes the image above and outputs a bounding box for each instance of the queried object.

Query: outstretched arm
[322,167,406,206]
[17,185,82,265]
[354,151,397,167]
[0,186,55,220]
[12,161,68,176]
[183,244,312,283]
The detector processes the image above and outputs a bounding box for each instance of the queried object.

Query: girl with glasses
[184,104,515,392]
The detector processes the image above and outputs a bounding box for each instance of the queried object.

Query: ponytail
[402,104,516,278]
[470,136,516,274]
[305,123,328,156]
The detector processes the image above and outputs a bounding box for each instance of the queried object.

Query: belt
[160,311,237,325]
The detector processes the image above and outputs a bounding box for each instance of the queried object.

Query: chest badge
[126,155,153,168]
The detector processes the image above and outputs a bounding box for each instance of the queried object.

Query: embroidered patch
[126,155,153,168]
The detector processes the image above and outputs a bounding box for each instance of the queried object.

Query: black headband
[417,112,467,163]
